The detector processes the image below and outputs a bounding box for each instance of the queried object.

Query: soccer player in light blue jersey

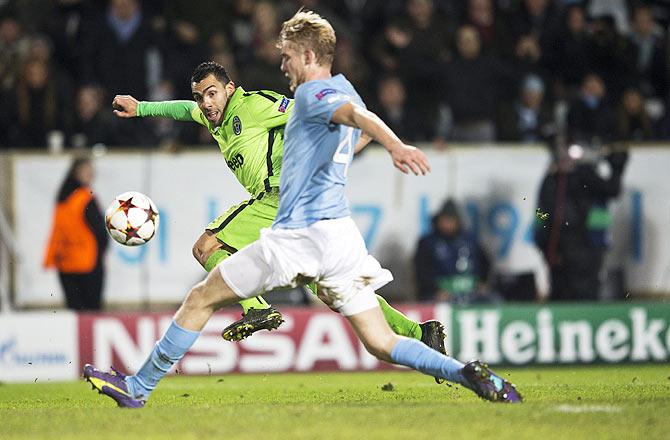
[83,10,521,407]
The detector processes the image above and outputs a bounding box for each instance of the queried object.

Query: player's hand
[112,95,139,118]
[390,144,431,175]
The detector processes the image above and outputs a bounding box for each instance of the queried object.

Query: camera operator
[534,138,629,301]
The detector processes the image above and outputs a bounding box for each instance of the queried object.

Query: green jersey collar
[222,86,245,126]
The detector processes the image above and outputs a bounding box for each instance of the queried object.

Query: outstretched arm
[331,102,430,175]
[112,95,199,122]
[354,133,372,154]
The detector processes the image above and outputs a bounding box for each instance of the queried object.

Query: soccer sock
[203,249,271,312]
[390,337,465,385]
[376,294,422,340]
[239,296,271,312]
[203,249,230,273]
[126,320,200,399]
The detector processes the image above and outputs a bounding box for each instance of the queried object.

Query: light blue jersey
[273,74,364,229]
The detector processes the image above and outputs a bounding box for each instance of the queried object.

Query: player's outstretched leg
[309,287,448,365]
[84,267,242,407]
[348,305,522,403]
[203,248,284,341]
[84,319,199,408]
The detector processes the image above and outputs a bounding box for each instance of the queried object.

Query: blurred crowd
[1,0,670,150]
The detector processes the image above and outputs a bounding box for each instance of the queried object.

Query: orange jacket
[43,187,99,273]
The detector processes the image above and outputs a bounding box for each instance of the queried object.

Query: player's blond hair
[278,10,336,66]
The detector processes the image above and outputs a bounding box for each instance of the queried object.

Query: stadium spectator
[588,0,630,34]
[228,0,256,67]
[250,1,281,55]
[497,74,555,143]
[513,32,545,79]
[507,0,561,54]
[43,156,109,310]
[41,0,100,85]
[566,73,617,148]
[1,57,70,148]
[79,0,159,100]
[617,87,654,142]
[69,84,120,148]
[587,15,635,98]
[543,4,591,94]
[628,4,668,100]
[371,0,450,133]
[242,38,289,95]
[239,3,289,94]
[370,20,411,73]
[161,19,211,100]
[162,0,226,39]
[465,0,514,58]
[398,0,451,132]
[414,199,495,305]
[78,0,161,146]
[373,75,433,142]
[441,24,517,142]
[534,140,629,301]
[0,14,30,92]
[333,38,371,103]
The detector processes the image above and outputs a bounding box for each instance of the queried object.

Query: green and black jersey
[137,87,294,197]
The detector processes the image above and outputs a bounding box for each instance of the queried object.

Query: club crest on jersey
[278,97,290,113]
[315,88,336,100]
[232,116,242,135]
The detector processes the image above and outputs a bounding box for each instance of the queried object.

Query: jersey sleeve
[245,91,293,129]
[294,84,351,124]
[137,100,207,126]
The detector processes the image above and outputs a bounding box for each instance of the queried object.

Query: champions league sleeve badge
[278,97,290,113]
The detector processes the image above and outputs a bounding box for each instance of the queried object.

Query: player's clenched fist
[112,95,139,118]
[391,144,431,176]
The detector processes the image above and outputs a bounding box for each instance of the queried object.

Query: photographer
[534,140,629,301]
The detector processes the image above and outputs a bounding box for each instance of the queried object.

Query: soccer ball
[105,191,160,246]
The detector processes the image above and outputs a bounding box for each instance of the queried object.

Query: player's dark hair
[191,61,231,85]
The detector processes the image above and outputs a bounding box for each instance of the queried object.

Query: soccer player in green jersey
[112,62,446,372]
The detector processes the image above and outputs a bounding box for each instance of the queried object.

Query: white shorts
[218,217,393,316]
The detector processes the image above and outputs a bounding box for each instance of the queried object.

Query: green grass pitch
[1,364,669,440]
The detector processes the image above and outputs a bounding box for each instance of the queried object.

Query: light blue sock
[126,320,200,399]
[390,337,466,385]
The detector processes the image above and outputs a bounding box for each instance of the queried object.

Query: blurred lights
[568,144,584,160]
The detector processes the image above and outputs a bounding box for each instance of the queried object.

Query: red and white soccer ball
[105,191,160,246]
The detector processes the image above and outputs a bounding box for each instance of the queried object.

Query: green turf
[1,365,669,440]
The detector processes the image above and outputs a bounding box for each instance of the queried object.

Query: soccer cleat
[461,360,522,403]
[83,364,145,408]
[419,320,448,384]
[221,307,284,341]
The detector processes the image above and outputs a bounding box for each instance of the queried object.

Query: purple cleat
[461,360,522,403]
[83,364,145,408]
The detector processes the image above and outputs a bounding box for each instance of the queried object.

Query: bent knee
[192,243,203,263]
[362,333,398,361]
[184,269,239,312]
[192,231,221,268]
[183,281,210,311]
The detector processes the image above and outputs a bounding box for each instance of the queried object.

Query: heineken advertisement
[438,302,670,365]
[2,302,669,382]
